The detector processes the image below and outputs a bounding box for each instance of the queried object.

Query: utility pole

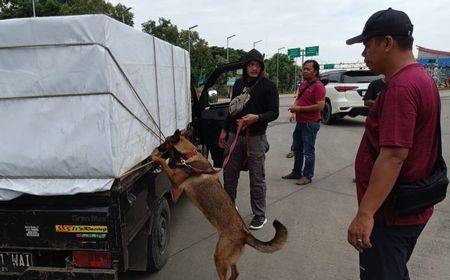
[276,47,285,90]
[188,24,198,55]
[32,0,36,17]
[226,34,236,63]
[121,7,131,23]
[300,49,305,81]
[253,40,262,49]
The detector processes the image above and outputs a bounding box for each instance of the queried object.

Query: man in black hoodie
[218,49,279,230]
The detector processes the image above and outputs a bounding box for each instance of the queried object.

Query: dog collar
[183,149,197,160]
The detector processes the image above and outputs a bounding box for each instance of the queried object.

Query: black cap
[346,8,413,45]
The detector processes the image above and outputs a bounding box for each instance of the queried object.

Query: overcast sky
[109,0,448,64]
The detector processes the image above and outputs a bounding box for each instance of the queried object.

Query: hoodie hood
[242,49,265,81]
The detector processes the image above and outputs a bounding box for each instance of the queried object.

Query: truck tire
[321,101,335,125]
[147,197,170,272]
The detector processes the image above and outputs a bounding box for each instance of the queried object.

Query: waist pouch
[390,156,448,215]
[229,79,261,117]
[229,92,250,117]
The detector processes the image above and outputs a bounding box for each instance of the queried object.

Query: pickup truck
[0,14,194,280]
[0,14,243,280]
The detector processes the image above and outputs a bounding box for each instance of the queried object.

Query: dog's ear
[180,128,193,139]
[173,129,181,142]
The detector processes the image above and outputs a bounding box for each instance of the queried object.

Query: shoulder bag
[229,79,260,117]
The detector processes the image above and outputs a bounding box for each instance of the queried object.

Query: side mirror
[320,78,329,86]
[208,90,219,104]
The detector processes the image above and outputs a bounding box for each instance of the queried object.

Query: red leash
[221,119,247,170]
[182,119,247,174]
[171,120,247,202]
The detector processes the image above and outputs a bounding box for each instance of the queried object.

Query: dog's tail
[245,220,288,253]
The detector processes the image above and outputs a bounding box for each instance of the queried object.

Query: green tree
[228,48,246,63]
[207,46,247,96]
[141,18,179,45]
[209,46,245,65]
[0,0,133,26]
[142,19,217,88]
[264,53,297,94]
[190,38,213,87]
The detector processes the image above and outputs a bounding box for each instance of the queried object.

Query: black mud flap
[20,266,117,280]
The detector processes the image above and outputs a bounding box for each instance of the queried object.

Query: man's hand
[288,106,299,113]
[347,211,374,252]
[289,113,296,122]
[240,114,260,126]
[218,129,227,148]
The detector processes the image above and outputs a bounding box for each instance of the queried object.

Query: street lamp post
[32,0,36,17]
[276,47,285,90]
[253,40,262,49]
[188,24,199,54]
[121,7,132,23]
[226,34,236,63]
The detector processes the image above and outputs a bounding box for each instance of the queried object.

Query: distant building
[416,45,450,88]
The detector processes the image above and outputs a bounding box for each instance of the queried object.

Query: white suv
[319,70,382,124]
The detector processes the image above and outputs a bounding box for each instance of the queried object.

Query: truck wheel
[147,197,170,272]
[321,102,335,125]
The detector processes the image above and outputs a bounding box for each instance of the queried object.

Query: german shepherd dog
[150,129,287,280]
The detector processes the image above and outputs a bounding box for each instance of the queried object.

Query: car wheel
[147,197,170,272]
[321,102,335,125]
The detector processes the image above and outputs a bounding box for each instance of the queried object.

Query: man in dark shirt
[346,8,440,280]
[363,78,385,107]
[218,49,279,230]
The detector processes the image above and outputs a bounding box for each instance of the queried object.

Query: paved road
[122,90,450,280]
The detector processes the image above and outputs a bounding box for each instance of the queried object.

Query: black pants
[360,223,426,280]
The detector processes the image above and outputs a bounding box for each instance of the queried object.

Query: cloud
[109,0,450,63]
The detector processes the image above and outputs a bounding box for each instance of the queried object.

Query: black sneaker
[249,215,267,230]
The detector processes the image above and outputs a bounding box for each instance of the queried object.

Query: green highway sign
[324,64,334,69]
[305,46,319,57]
[287,48,301,58]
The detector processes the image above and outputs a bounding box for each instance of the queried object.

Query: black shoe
[282,172,301,179]
[249,215,267,230]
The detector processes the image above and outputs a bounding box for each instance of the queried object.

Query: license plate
[0,251,33,273]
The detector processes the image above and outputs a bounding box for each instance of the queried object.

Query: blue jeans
[292,121,320,179]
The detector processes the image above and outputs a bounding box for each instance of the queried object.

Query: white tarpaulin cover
[0,15,191,200]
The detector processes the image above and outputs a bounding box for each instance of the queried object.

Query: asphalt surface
[122,90,450,280]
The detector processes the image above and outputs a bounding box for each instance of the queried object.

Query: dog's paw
[150,155,164,165]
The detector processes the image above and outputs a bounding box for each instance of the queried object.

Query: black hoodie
[223,49,279,136]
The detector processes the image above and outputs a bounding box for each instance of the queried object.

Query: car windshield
[342,71,381,83]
